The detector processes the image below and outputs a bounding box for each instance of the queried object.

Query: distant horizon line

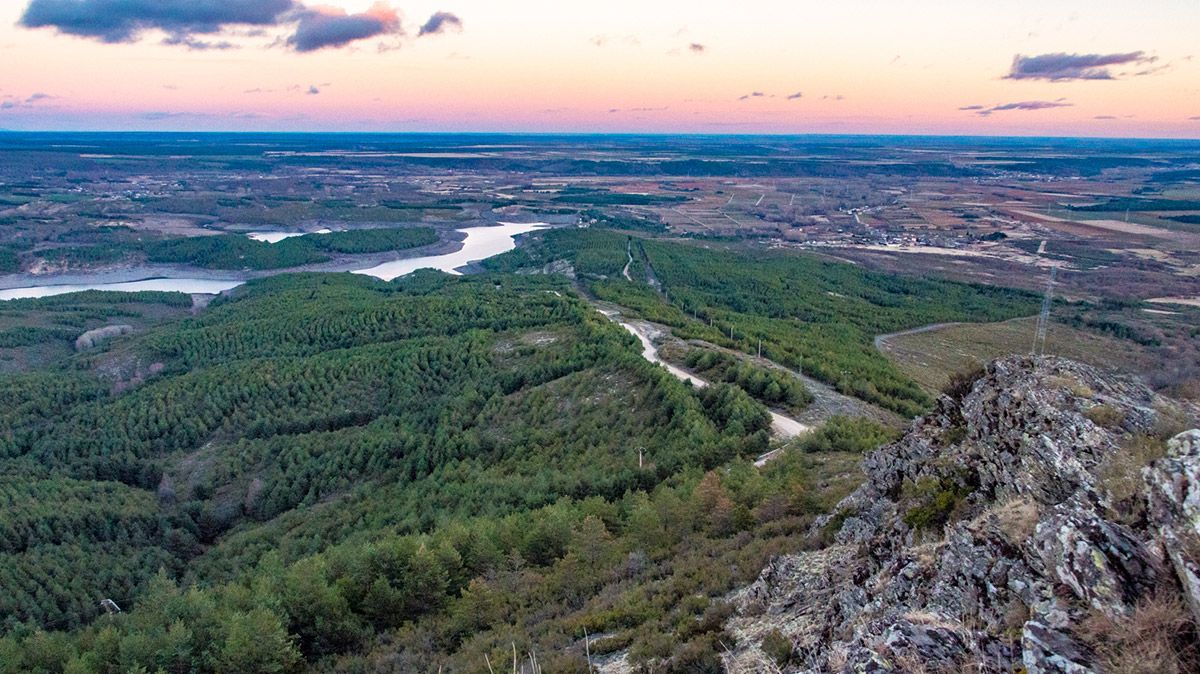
[1,129,1198,143]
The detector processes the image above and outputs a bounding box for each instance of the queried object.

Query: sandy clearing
[1008,209,1175,238]
[1148,297,1200,308]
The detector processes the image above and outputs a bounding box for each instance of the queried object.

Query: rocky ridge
[723,355,1200,673]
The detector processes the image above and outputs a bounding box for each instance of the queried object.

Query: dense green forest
[144,227,440,270]
[683,348,814,414]
[0,271,859,673]
[0,291,194,372]
[29,227,439,272]
[487,228,1040,416]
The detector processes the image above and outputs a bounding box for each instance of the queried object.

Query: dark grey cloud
[1190,116,1200,121]
[162,33,234,50]
[418,11,462,37]
[965,100,1073,116]
[738,92,766,101]
[20,0,423,53]
[19,0,295,43]
[306,85,320,95]
[989,100,1072,112]
[1005,51,1155,81]
[1093,115,1118,120]
[288,4,401,52]
[688,42,705,53]
[786,92,803,100]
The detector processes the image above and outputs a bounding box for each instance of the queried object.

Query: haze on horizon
[0,0,1197,138]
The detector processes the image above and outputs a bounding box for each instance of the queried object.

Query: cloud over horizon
[19,0,295,43]
[1005,51,1155,81]
[1,92,57,110]
[963,100,1074,116]
[288,3,401,52]
[419,11,462,37]
[19,0,456,53]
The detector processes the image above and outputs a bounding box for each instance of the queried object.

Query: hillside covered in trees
[0,270,867,673]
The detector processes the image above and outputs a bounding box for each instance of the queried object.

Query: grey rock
[722,356,1198,673]
[1022,621,1096,674]
[1144,429,1200,626]
[1031,500,1165,617]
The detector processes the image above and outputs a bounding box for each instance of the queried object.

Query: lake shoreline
[0,222,554,299]
[0,220,554,298]
[0,229,469,291]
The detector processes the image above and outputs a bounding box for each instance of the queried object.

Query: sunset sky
[0,0,1197,137]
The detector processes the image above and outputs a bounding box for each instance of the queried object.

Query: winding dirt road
[604,312,811,442]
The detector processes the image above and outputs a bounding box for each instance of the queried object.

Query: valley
[0,133,1196,674]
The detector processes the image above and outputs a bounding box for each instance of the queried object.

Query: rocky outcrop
[724,356,1199,673]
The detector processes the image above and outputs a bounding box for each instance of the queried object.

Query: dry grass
[1098,434,1168,524]
[1078,593,1200,674]
[825,644,849,670]
[1046,374,1094,399]
[877,317,1155,393]
[1084,403,1126,429]
[989,498,1041,545]
[1002,599,1030,642]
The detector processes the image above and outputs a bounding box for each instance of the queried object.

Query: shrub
[798,416,900,454]
[902,477,971,532]
[664,635,725,674]
[943,364,986,402]
[1085,404,1126,429]
[761,629,794,667]
[939,424,967,447]
[818,509,850,546]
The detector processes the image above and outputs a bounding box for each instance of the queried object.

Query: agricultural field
[875,316,1161,393]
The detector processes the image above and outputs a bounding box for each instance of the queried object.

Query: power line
[1032,265,1057,356]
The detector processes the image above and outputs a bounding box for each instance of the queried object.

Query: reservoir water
[245,228,332,243]
[0,222,547,301]
[353,221,545,281]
